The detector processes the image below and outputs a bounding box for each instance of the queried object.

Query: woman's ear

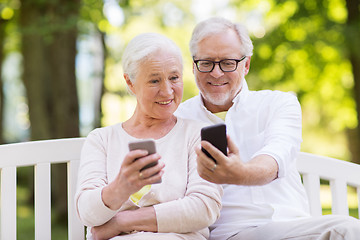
[124,73,135,94]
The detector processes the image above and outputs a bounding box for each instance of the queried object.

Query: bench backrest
[1,139,360,240]
[297,152,360,218]
[0,138,86,240]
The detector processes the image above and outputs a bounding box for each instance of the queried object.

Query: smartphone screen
[201,123,227,163]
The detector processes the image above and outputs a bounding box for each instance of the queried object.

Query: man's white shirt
[175,80,310,240]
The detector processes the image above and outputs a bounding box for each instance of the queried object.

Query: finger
[196,161,214,182]
[124,149,149,165]
[135,153,162,172]
[195,147,217,174]
[141,169,165,185]
[195,147,214,169]
[227,135,239,155]
[139,161,165,179]
[201,140,225,164]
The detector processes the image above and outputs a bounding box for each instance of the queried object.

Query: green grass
[17,208,68,240]
[17,185,68,240]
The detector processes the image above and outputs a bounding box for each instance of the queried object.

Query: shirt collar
[232,78,249,105]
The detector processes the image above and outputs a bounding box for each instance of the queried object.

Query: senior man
[176,17,360,240]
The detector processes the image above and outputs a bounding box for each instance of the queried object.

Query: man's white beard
[200,80,243,107]
[202,91,233,107]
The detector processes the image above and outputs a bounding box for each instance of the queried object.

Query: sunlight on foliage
[102,93,136,126]
[266,0,298,29]
[327,0,347,23]
[258,43,272,60]
[285,26,307,42]
[1,7,14,20]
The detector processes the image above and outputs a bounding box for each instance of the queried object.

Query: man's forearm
[237,154,278,185]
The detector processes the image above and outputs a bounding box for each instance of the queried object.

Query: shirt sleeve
[253,92,302,178]
[153,129,223,233]
[74,129,118,227]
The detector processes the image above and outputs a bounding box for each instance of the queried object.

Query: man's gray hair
[189,17,253,58]
[122,32,183,82]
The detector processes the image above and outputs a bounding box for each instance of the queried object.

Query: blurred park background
[0,0,359,239]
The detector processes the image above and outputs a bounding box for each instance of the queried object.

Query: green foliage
[80,0,358,159]
[227,0,357,158]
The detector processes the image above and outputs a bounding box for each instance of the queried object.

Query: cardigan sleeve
[75,129,118,227]
[154,132,223,233]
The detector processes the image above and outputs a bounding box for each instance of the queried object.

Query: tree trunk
[93,30,106,129]
[20,0,81,224]
[345,0,360,164]
[0,19,6,144]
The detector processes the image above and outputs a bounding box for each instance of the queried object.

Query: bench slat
[68,159,85,240]
[330,179,348,215]
[357,187,360,218]
[1,166,17,240]
[301,173,322,216]
[35,163,51,240]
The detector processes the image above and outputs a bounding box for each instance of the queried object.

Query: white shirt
[175,80,310,240]
[75,118,223,240]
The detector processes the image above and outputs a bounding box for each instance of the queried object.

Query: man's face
[193,29,250,113]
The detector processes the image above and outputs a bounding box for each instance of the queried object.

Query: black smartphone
[201,123,227,163]
[128,139,161,183]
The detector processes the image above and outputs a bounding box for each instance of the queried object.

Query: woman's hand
[91,207,158,240]
[101,150,165,210]
[91,212,123,240]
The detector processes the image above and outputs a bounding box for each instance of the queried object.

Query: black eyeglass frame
[193,56,247,73]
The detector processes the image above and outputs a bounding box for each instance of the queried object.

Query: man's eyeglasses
[193,56,247,73]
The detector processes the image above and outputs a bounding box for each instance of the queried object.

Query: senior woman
[75,32,223,240]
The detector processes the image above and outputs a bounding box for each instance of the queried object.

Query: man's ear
[124,73,135,94]
[244,56,251,76]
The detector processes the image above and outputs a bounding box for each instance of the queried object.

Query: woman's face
[127,50,183,120]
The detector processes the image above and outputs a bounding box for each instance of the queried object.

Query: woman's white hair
[122,32,183,83]
[189,17,253,58]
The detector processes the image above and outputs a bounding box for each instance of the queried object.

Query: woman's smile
[156,99,173,105]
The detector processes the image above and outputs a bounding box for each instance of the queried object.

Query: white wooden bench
[0,138,86,240]
[296,152,360,218]
[1,139,360,240]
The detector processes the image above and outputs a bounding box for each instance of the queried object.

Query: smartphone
[128,139,161,183]
[201,123,227,163]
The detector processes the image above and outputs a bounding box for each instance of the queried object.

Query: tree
[0,3,13,144]
[345,0,360,164]
[228,0,359,163]
[0,19,5,144]
[19,0,81,223]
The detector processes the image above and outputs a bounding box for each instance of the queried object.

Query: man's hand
[195,135,278,185]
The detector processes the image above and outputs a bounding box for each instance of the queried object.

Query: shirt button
[150,192,156,197]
